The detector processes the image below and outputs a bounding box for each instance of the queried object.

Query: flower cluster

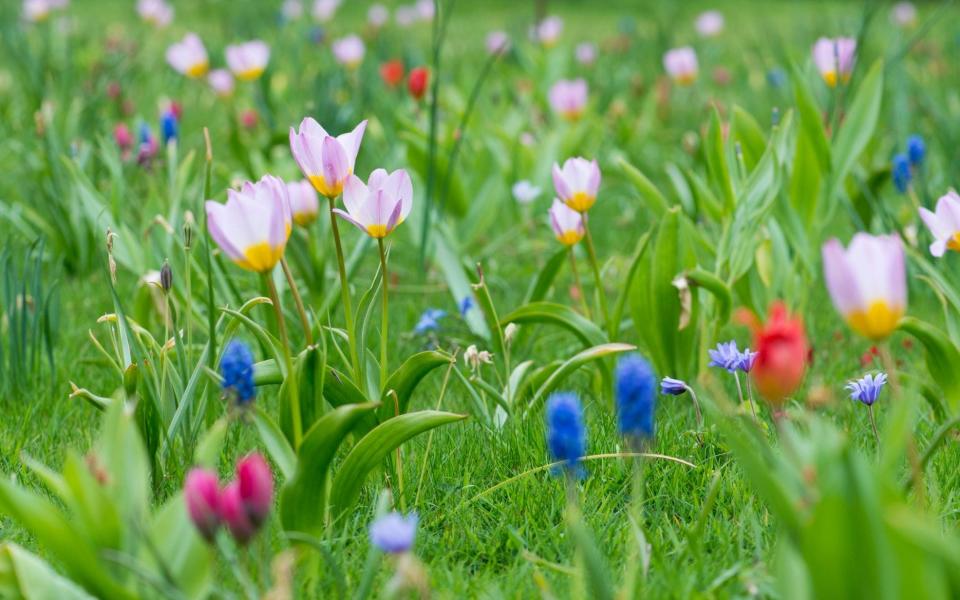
[184,453,274,545]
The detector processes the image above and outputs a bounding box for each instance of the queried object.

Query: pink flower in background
[919,191,960,257]
[281,0,303,20]
[114,123,133,153]
[137,0,172,27]
[289,118,367,198]
[549,78,588,121]
[552,157,601,213]
[287,180,321,226]
[219,482,255,544]
[23,0,54,22]
[332,35,365,69]
[226,40,269,81]
[236,453,273,528]
[812,37,856,87]
[535,15,563,47]
[575,42,597,66]
[166,33,209,78]
[512,180,541,205]
[891,2,917,27]
[549,199,585,246]
[663,47,698,85]
[486,30,510,55]
[368,3,389,28]
[695,10,724,37]
[416,0,435,21]
[333,169,414,239]
[395,5,417,27]
[312,0,340,22]
[208,69,235,97]
[184,469,221,543]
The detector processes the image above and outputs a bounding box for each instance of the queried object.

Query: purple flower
[459,296,474,317]
[370,512,418,554]
[414,308,446,334]
[737,349,758,373]
[708,341,740,372]
[846,372,887,406]
[660,377,687,396]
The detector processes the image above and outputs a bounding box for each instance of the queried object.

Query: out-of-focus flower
[414,308,446,334]
[137,123,159,166]
[208,69,235,97]
[458,296,473,317]
[812,37,856,87]
[846,372,887,406]
[219,481,255,544]
[160,109,178,145]
[370,512,418,554]
[546,391,585,475]
[166,33,209,78]
[737,349,758,373]
[575,42,597,66]
[891,2,917,27]
[463,344,493,370]
[407,66,429,101]
[312,0,340,22]
[892,153,911,194]
[184,469,221,542]
[919,191,960,257]
[221,339,255,405]
[767,67,787,89]
[486,30,510,54]
[740,302,809,406]
[663,47,698,85]
[415,0,434,21]
[615,354,657,439]
[395,5,417,27]
[289,118,367,198]
[114,123,133,152]
[287,180,320,226]
[281,0,303,20]
[24,0,66,22]
[695,10,724,37]
[708,340,741,372]
[512,180,541,205]
[368,3,389,28]
[534,15,563,47]
[205,175,292,273]
[240,109,259,130]
[906,134,925,167]
[333,169,413,238]
[823,233,906,340]
[226,40,270,82]
[380,60,404,87]
[332,35,365,69]
[660,377,688,396]
[236,453,273,528]
[552,157,601,212]
[549,199,584,246]
[137,0,173,27]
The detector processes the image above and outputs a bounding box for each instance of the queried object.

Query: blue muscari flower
[221,339,255,405]
[616,354,657,439]
[414,308,446,334]
[459,296,474,317]
[369,512,418,554]
[138,122,153,146]
[660,376,687,396]
[737,349,758,373]
[906,134,925,167]
[546,392,586,476]
[160,110,178,145]
[846,372,887,406]
[892,153,911,193]
[708,341,740,373]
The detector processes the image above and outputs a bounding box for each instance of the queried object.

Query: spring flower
[812,37,856,87]
[615,354,657,439]
[380,59,405,87]
[739,302,809,406]
[708,341,741,372]
[549,199,585,246]
[368,4,389,28]
[552,157,601,213]
[184,468,221,543]
[892,153,911,194]
[919,191,960,257]
[737,349,758,372]
[312,0,340,22]
[114,123,133,153]
[415,0,434,21]
[414,308,446,334]
[535,16,563,47]
[220,339,255,404]
[512,180,541,205]
[137,0,172,27]
[333,169,413,238]
[846,372,887,406]
[663,47,698,85]
[166,33,209,78]
[281,0,303,20]
[660,377,687,396]
[208,69,235,97]
[891,2,917,27]
[458,296,473,317]
[289,118,367,198]
[575,42,597,66]
[486,30,510,54]
[226,40,270,82]
[907,134,925,167]
[287,180,320,226]
[695,10,724,37]
[236,453,273,528]
[548,79,588,121]
[408,66,429,101]
[160,109,178,145]
[463,344,493,370]
[546,392,585,475]
[218,481,255,544]
[23,0,53,22]
[137,123,159,166]
[205,175,292,273]
[370,512,419,553]
[395,5,417,27]
[822,233,906,340]
[332,35,365,69]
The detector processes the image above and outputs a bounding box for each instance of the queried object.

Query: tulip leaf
[0,543,96,600]
[145,492,213,600]
[791,67,832,173]
[500,302,607,349]
[731,105,767,171]
[617,157,669,217]
[525,247,568,304]
[706,107,736,213]
[253,406,296,481]
[685,268,733,325]
[379,350,454,422]
[897,317,960,413]
[526,343,636,416]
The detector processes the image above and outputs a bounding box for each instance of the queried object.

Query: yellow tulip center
[565,191,595,213]
[366,224,389,238]
[236,67,264,82]
[947,233,960,253]
[308,174,345,199]
[562,109,583,122]
[674,72,697,86]
[823,70,838,88]
[556,230,584,246]
[235,242,284,273]
[186,62,209,78]
[846,301,903,341]
[293,211,318,227]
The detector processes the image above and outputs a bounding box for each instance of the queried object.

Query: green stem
[868,404,881,447]
[185,249,192,363]
[327,196,360,380]
[378,238,389,389]
[280,257,313,346]
[582,220,612,336]
[568,247,592,319]
[264,273,302,450]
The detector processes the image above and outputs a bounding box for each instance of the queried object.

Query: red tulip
[380,59,404,88]
[738,302,808,407]
[408,66,429,101]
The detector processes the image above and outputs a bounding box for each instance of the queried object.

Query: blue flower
[846,372,887,406]
[546,392,586,475]
[221,339,255,405]
[369,512,418,554]
[138,122,153,146]
[660,377,687,396]
[459,296,474,317]
[767,67,787,89]
[737,349,758,373]
[616,354,657,439]
[906,134,925,167]
[892,153,911,193]
[160,110,178,145]
[708,341,740,373]
[414,308,446,334]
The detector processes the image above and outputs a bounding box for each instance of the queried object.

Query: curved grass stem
[264,273,302,450]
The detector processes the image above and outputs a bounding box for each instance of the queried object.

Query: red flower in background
[408,66,429,100]
[737,302,809,407]
[380,60,404,88]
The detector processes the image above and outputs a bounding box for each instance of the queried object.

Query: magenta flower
[184,468,221,543]
[205,175,292,273]
[919,191,960,258]
[812,37,856,87]
[549,199,584,246]
[218,481,255,544]
[208,69,235,97]
[289,118,367,199]
[332,34,365,69]
[333,169,413,239]
[287,180,320,226]
[226,40,270,82]
[549,79,588,121]
[552,157,601,213]
[236,453,273,528]
[166,33,209,78]
[663,47,698,85]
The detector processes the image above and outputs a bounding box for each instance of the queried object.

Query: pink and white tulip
[549,199,585,246]
[208,69,235,97]
[415,0,435,21]
[552,157,601,213]
[137,0,172,27]
[166,33,209,79]
[822,233,906,340]
[332,35,365,69]
[663,47,698,85]
[891,2,917,27]
[281,0,303,20]
[368,4,389,28]
[534,16,563,47]
[486,31,510,55]
[226,41,269,82]
[312,0,340,22]
[575,42,597,66]
[333,169,413,239]
[289,118,367,198]
[205,175,292,273]
[695,10,724,37]
[549,79,588,121]
[812,37,856,87]
[287,180,321,226]
[919,191,960,258]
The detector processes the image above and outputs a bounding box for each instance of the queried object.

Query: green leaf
[705,107,736,213]
[146,493,213,599]
[685,268,733,325]
[500,302,607,349]
[525,247,568,304]
[897,317,960,412]
[379,351,454,422]
[731,105,767,171]
[568,516,615,600]
[616,157,669,217]
[791,67,832,173]
[526,343,636,415]
[253,406,297,481]
[0,543,96,600]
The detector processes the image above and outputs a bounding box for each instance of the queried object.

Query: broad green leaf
[685,268,733,325]
[897,317,960,412]
[146,493,213,600]
[253,406,297,481]
[379,351,454,421]
[791,67,832,173]
[731,105,767,171]
[705,107,736,212]
[0,543,96,600]
[500,302,607,349]
[525,247,568,304]
[617,157,669,217]
[526,343,636,415]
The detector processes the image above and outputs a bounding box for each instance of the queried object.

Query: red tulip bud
[236,453,274,528]
[184,468,221,543]
[219,481,255,545]
[408,66,429,101]
[380,59,405,87]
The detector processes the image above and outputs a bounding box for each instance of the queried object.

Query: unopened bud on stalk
[183,211,195,250]
[504,323,519,346]
[160,260,173,293]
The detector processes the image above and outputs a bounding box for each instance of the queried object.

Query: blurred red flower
[408,66,429,101]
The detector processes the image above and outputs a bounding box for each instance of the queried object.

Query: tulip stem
[280,257,313,346]
[378,239,389,389]
[264,274,302,451]
[327,196,360,381]
[568,247,592,319]
[582,221,612,335]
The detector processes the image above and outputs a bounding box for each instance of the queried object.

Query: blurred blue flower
[221,339,255,405]
[737,349,758,373]
[546,392,585,476]
[906,134,925,167]
[616,354,657,438]
[459,296,474,317]
[309,26,326,45]
[160,110,178,145]
[138,122,153,146]
[660,376,687,396]
[846,372,887,406]
[708,341,740,373]
[369,512,418,554]
[767,67,787,89]
[892,153,911,193]
[414,308,446,334]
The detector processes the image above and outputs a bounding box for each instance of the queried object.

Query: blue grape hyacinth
[906,134,925,167]
[546,392,586,476]
[892,153,911,193]
[221,339,255,405]
[616,354,657,439]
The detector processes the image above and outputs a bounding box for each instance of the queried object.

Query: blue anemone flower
[737,349,758,373]
[615,354,657,438]
[892,153,911,193]
[221,339,255,405]
[660,376,687,396]
[546,392,585,476]
[414,308,446,334]
[369,512,418,554]
[459,296,474,317]
[708,341,741,373]
[846,372,887,406]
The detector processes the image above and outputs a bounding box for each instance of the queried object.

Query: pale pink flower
[333,169,414,239]
[695,10,724,37]
[549,79,588,121]
[549,199,585,246]
[137,0,173,27]
[208,69,235,97]
[289,118,367,198]
[332,35,365,69]
[663,47,698,85]
[287,180,321,226]
[552,157,601,213]
[166,33,209,78]
[226,40,270,82]
[812,37,856,87]
[486,30,510,55]
[575,42,597,66]
[919,191,960,258]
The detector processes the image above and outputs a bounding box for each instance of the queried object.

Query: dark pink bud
[106,81,122,100]
[169,101,183,120]
[240,109,258,130]
[184,468,221,543]
[236,453,273,527]
[114,124,133,150]
[219,481,256,545]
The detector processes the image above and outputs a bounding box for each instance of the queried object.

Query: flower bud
[504,323,519,346]
[160,260,173,293]
[185,468,221,543]
[236,453,273,527]
[183,211,195,250]
[219,481,255,545]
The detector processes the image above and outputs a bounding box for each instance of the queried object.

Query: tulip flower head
[919,191,960,258]
[812,37,856,87]
[368,4,389,28]
[333,169,413,239]
[695,10,724,37]
[486,30,510,54]
[166,33,209,78]
[822,233,906,340]
[846,372,887,406]
[408,66,429,101]
[218,481,255,544]
[289,118,367,198]
[236,453,273,528]
[205,175,292,273]
[535,16,563,47]
[312,0,340,22]
[281,0,303,20]
[615,354,657,440]
[575,42,597,66]
[137,0,173,27]
[891,2,917,28]
[226,40,270,82]
[23,0,53,22]
[184,468,221,542]
[287,180,320,226]
[552,157,601,213]
[546,391,585,477]
[370,512,419,554]
[380,59,405,87]
[208,69,235,97]
[663,47,698,85]
[332,34,365,69]
[548,78,588,121]
[740,302,809,407]
[548,199,585,246]
[415,0,434,21]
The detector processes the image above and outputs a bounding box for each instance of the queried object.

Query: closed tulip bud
[408,67,429,101]
[219,481,256,545]
[740,302,809,407]
[380,59,405,88]
[184,468,221,543]
[236,453,273,527]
